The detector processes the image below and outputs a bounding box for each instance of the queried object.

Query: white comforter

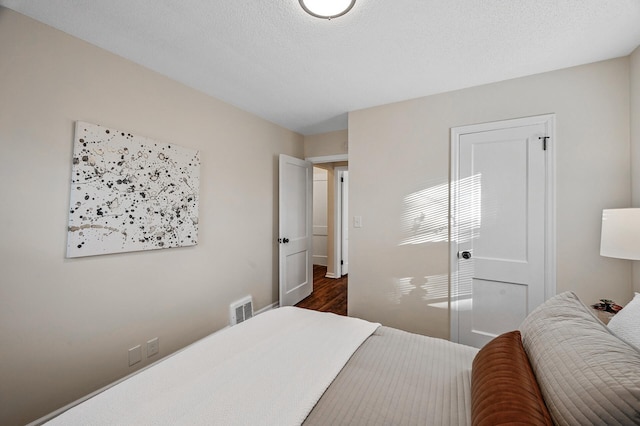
[47,307,380,425]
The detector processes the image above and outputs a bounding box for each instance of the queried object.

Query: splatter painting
[67,121,200,257]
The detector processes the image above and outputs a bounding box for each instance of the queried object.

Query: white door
[279,154,313,307]
[450,115,555,348]
[341,170,349,275]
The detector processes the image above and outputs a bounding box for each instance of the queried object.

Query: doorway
[307,156,349,280]
[294,265,348,316]
[450,114,556,348]
[278,154,348,309]
[335,167,349,276]
[306,156,349,313]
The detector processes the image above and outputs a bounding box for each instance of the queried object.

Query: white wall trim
[255,301,279,315]
[313,255,328,267]
[334,166,348,277]
[306,154,348,164]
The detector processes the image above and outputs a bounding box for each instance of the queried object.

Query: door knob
[279,238,290,244]
[458,251,471,259]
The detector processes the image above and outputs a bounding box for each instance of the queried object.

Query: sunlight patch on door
[451,174,482,301]
[451,261,474,299]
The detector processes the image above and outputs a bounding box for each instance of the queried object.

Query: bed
[41,292,640,425]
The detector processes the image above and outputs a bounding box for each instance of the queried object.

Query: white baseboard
[325,272,338,279]
[312,256,328,267]
[255,301,279,315]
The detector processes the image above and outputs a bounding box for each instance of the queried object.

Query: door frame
[335,166,348,277]
[306,154,349,279]
[449,114,557,343]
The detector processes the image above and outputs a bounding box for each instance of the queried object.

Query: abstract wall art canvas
[67,121,200,258]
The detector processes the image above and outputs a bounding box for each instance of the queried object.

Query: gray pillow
[519,291,640,426]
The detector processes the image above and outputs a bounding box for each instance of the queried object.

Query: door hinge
[341,260,344,265]
[539,136,550,151]
[341,177,344,182]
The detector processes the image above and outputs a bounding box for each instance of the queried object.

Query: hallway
[295,265,347,316]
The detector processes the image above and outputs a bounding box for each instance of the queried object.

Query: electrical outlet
[128,345,142,366]
[147,337,159,358]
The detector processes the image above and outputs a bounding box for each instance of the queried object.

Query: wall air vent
[229,296,253,326]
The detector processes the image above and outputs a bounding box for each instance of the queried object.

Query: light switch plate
[354,215,362,228]
[147,337,159,357]
[128,345,142,366]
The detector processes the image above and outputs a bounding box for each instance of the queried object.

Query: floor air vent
[229,296,253,325]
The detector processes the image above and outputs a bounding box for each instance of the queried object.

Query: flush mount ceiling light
[299,0,356,19]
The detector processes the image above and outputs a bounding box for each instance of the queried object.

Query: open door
[279,154,313,306]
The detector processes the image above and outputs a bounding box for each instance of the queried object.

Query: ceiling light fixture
[299,0,356,20]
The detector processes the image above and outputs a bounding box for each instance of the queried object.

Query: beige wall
[349,57,633,338]
[304,129,348,158]
[631,46,640,293]
[0,9,303,425]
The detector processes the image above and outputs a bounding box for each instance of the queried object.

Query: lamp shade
[600,208,640,260]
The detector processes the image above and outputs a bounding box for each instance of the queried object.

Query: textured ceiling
[1,0,639,135]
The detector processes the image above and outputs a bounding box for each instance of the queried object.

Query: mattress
[42,308,478,425]
[44,307,378,425]
[304,326,478,425]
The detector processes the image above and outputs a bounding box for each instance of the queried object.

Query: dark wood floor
[295,265,347,316]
